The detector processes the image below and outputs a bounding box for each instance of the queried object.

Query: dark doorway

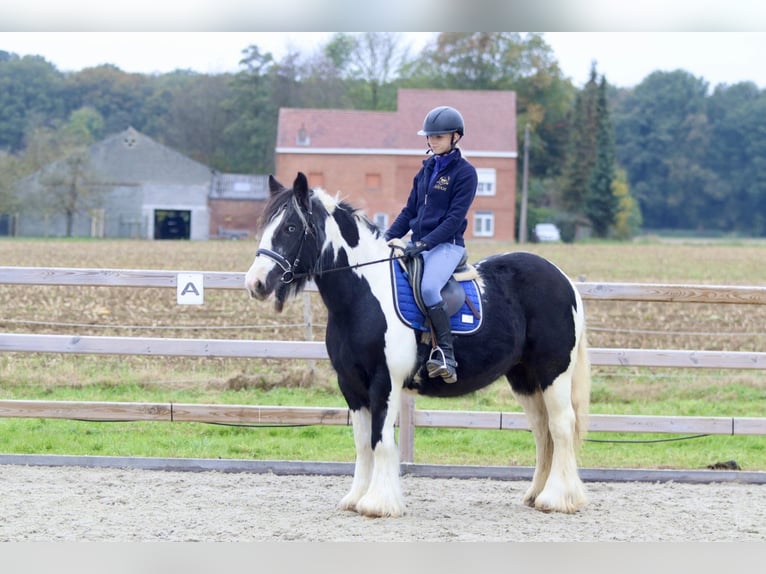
[154,209,191,240]
[0,214,13,236]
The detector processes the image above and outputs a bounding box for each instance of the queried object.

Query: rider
[384,106,478,384]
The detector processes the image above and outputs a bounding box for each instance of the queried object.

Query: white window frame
[373,212,389,230]
[473,210,495,238]
[475,168,496,196]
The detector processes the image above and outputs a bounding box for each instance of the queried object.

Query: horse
[245,172,591,517]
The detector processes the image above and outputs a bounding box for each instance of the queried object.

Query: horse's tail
[571,319,592,449]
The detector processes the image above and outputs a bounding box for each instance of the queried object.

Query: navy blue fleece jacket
[385,149,478,248]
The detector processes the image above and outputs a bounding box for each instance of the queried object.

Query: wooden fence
[2,265,766,464]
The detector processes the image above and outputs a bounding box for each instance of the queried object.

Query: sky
[2,31,766,90]
[2,0,766,90]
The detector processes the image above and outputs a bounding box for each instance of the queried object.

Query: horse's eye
[286,224,297,233]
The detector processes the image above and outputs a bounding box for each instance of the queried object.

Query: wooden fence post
[302,292,315,372]
[399,393,416,463]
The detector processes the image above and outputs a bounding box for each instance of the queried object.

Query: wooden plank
[500,412,532,430]
[0,400,171,421]
[586,413,733,434]
[5,333,766,370]
[3,266,766,305]
[589,348,766,369]
[0,400,763,436]
[414,409,503,429]
[0,266,246,289]
[0,333,330,360]
[733,417,766,435]
[575,281,766,305]
[171,404,350,425]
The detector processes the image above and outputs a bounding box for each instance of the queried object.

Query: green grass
[0,373,763,471]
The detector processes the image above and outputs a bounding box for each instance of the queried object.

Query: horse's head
[245,172,321,312]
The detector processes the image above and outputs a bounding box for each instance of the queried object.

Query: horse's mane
[260,186,383,239]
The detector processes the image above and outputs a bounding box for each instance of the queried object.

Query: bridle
[255,200,405,285]
[255,200,315,285]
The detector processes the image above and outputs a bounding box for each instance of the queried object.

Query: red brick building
[275,89,518,241]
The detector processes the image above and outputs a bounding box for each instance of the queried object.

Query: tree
[401,32,575,179]
[145,71,234,168]
[560,64,600,213]
[319,32,410,110]
[65,65,153,135]
[220,46,280,173]
[38,149,94,236]
[611,168,642,240]
[612,70,710,230]
[584,77,618,237]
[0,53,66,152]
[23,111,105,236]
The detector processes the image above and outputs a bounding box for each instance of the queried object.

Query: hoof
[355,494,405,518]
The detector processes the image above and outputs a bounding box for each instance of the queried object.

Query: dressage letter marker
[177,273,204,305]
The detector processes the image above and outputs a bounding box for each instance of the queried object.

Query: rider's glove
[403,241,428,260]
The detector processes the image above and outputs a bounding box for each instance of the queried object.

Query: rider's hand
[403,241,428,260]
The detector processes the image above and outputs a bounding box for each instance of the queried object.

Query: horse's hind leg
[512,388,553,508]
[535,372,588,513]
[339,408,374,513]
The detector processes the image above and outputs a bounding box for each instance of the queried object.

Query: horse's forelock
[259,189,291,230]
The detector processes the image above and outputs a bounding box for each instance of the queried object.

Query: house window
[473,211,494,238]
[308,172,324,189]
[366,173,381,191]
[296,124,310,146]
[476,168,496,196]
[373,213,388,230]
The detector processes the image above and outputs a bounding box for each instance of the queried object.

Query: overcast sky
[2,31,765,90]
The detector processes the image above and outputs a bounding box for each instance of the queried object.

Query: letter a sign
[177,273,204,305]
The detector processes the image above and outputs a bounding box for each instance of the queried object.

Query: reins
[256,194,407,284]
[257,243,407,284]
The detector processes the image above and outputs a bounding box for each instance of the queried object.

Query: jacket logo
[434,176,450,191]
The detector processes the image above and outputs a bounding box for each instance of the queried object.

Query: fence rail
[2,266,766,465]
[4,265,766,304]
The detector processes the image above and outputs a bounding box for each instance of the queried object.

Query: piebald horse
[245,172,591,517]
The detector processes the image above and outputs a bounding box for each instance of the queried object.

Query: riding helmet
[417,106,465,136]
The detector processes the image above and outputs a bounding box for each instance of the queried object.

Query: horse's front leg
[354,377,405,518]
[338,408,374,512]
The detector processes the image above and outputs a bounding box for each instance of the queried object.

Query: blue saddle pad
[390,260,483,334]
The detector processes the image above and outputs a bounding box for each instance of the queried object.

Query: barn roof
[276,89,517,156]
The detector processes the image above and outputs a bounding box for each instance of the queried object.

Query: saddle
[388,239,483,335]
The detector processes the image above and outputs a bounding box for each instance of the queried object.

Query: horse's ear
[268,175,285,196]
[293,172,311,212]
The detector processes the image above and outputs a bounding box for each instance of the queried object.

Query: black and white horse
[245,172,591,516]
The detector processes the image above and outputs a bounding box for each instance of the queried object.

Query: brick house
[274,89,518,241]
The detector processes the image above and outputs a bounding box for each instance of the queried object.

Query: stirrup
[426,347,458,384]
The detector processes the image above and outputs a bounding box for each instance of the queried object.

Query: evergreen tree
[585,76,618,236]
[560,64,599,213]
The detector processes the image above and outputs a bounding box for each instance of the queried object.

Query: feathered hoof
[338,491,364,513]
[354,494,405,518]
[532,489,588,514]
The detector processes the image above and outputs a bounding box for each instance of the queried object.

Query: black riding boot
[425,302,458,383]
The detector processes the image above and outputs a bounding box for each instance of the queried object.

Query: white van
[533,223,562,242]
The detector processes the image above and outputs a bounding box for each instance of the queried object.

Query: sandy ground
[0,465,764,542]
